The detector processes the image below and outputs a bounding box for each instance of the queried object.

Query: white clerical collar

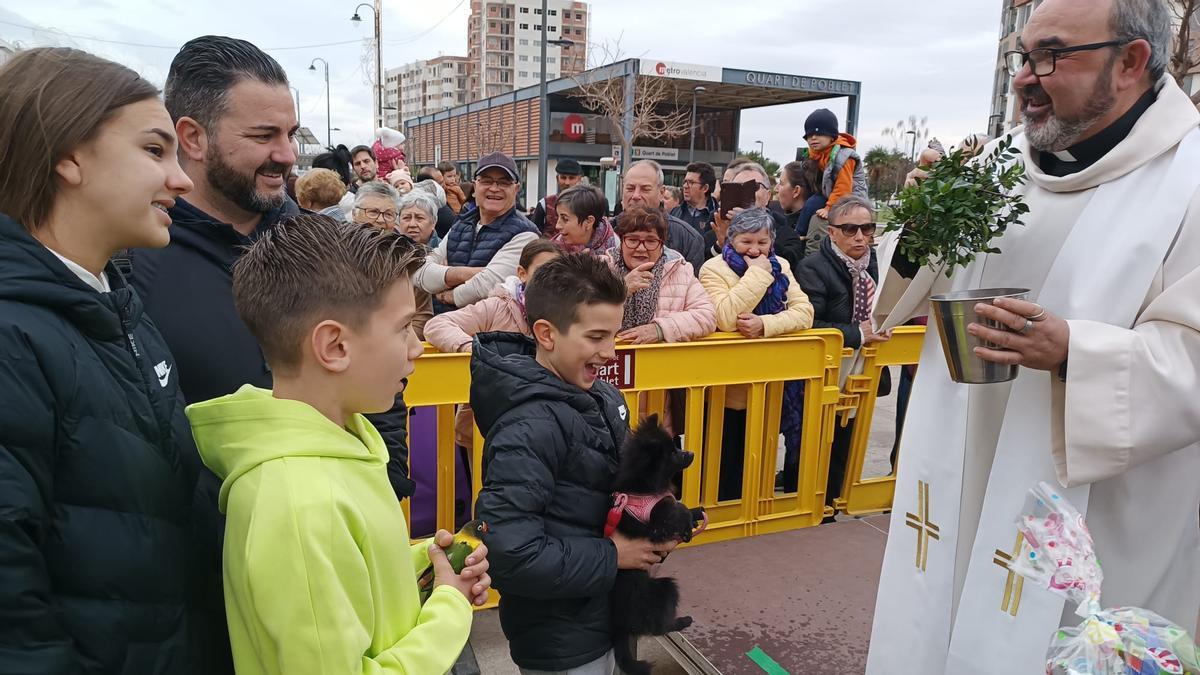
[1050,149,1077,162]
[46,246,111,293]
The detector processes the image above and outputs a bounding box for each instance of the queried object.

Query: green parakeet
[417,519,488,604]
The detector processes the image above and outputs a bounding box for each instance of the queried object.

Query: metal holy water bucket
[929,287,1029,384]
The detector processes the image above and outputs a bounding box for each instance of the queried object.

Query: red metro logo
[655,62,667,75]
[563,114,586,141]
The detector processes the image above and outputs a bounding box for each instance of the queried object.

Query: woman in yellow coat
[699,207,814,500]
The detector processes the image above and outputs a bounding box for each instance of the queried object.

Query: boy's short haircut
[525,252,625,333]
[519,239,562,270]
[232,214,425,373]
[436,160,457,176]
[554,184,608,226]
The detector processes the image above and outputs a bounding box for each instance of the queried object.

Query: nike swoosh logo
[157,364,172,388]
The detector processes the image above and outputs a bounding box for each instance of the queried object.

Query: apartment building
[466,0,589,101]
[384,56,470,128]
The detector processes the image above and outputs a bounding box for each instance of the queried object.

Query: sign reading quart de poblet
[725,69,861,95]
[596,352,636,390]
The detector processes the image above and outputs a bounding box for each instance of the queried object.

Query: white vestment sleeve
[1053,299,1200,486]
[414,237,451,294]
[870,229,952,332]
[451,232,538,307]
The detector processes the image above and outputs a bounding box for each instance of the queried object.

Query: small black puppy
[609,415,706,675]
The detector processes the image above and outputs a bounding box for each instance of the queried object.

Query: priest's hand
[968,298,1069,372]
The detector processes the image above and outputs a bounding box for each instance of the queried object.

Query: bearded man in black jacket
[127,36,414,675]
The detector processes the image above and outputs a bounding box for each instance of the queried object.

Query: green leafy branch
[884,135,1030,277]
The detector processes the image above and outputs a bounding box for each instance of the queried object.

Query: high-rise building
[987,0,1042,139]
[466,0,589,101]
[990,0,1200,138]
[384,56,470,128]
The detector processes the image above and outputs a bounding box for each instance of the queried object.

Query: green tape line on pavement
[746,645,790,675]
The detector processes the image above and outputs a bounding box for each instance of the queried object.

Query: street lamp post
[309,58,331,148]
[688,85,705,163]
[537,0,574,202]
[755,139,764,159]
[351,1,384,130]
[906,129,917,164]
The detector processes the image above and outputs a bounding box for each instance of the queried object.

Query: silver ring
[1018,319,1034,335]
[1027,306,1047,322]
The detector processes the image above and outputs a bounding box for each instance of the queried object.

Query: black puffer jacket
[795,237,880,349]
[0,214,199,673]
[471,332,627,671]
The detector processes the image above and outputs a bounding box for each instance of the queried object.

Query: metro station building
[403,58,862,205]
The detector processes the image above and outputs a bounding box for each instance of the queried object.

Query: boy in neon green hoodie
[186,214,491,674]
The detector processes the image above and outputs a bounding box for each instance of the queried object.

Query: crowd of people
[7,0,1197,670]
[0,27,902,672]
[0,29,892,673]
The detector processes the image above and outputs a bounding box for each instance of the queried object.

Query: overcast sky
[3,0,1003,164]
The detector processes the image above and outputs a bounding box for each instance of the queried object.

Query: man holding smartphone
[706,162,806,271]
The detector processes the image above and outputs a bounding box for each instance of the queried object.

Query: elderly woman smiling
[351,181,401,229]
[605,205,716,345]
[699,206,814,500]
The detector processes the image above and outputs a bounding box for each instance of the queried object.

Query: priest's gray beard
[1021,57,1118,152]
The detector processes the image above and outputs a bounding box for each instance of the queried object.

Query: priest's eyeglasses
[1004,39,1136,77]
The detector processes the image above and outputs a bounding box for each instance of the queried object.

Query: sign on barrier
[597,352,636,389]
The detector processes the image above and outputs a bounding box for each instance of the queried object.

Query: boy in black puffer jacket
[472,253,672,674]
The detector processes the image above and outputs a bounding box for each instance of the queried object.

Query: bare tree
[1169,0,1200,105]
[571,38,692,167]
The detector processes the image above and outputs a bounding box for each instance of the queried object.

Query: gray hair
[728,207,776,240]
[1110,0,1171,81]
[397,189,439,223]
[627,159,665,186]
[413,178,447,207]
[354,181,401,209]
[828,195,876,224]
[731,162,772,188]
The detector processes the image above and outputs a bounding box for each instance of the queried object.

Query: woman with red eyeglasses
[603,206,716,435]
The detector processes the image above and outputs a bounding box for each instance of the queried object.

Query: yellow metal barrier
[404,330,849,548]
[831,326,926,516]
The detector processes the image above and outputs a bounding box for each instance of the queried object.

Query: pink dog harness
[603,492,708,539]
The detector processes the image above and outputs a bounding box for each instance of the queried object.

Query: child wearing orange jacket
[804,108,865,220]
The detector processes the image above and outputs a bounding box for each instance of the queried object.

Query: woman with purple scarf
[796,195,891,520]
[551,184,619,255]
[700,207,814,501]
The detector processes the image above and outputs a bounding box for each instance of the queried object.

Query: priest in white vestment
[865,1,1200,673]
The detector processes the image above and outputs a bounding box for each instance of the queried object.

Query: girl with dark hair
[0,47,200,672]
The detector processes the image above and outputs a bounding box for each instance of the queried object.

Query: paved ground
[468,608,688,674]
[469,373,905,674]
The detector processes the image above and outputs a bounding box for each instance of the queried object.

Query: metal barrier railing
[831,326,926,516]
[403,327,925,546]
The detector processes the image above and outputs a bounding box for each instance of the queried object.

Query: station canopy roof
[407,57,861,126]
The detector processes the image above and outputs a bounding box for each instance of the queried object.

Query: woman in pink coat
[604,206,717,345]
[604,206,717,437]
[423,239,562,446]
